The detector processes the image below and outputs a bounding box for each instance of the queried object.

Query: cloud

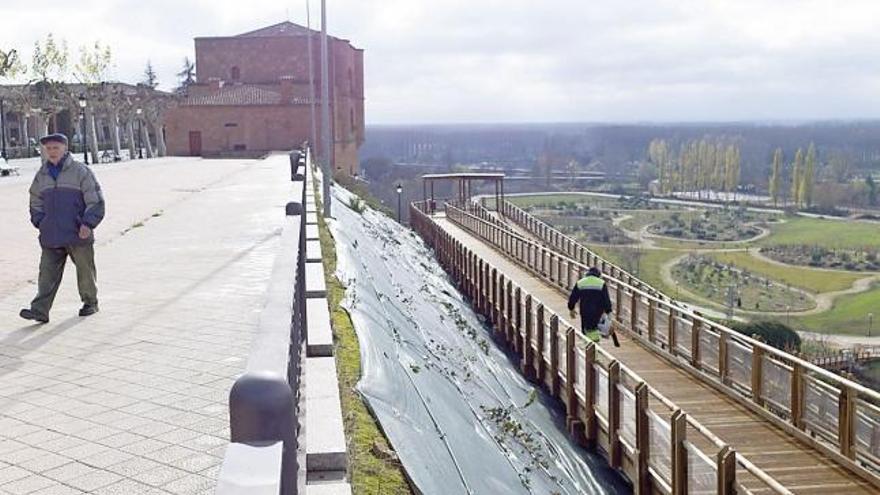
[3,0,880,123]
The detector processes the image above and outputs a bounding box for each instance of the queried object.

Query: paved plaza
[0,155,293,494]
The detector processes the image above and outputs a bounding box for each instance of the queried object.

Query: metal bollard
[229,371,294,444]
[289,151,302,181]
[286,201,303,216]
[228,371,296,494]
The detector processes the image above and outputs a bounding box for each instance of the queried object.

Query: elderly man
[20,133,105,323]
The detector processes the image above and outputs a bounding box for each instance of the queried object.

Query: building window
[230,66,240,80]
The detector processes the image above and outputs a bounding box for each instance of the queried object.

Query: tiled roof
[183,85,316,106]
[237,21,315,38]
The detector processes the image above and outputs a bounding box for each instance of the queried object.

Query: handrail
[432,199,880,488]
[409,199,790,494]
[498,199,880,400]
[736,454,794,495]
[490,200,880,399]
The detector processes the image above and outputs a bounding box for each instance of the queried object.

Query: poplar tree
[770,148,783,207]
[791,148,804,208]
[802,142,816,208]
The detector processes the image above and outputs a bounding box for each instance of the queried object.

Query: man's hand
[78,225,92,239]
[569,309,577,320]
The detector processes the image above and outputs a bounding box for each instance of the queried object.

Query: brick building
[164,21,364,173]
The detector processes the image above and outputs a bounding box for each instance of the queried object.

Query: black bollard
[289,151,302,181]
[285,201,303,216]
[228,371,294,444]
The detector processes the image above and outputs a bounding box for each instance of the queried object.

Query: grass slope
[762,217,880,249]
[315,186,413,494]
[794,283,880,335]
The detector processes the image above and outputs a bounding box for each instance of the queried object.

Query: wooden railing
[410,201,804,494]
[462,198,880,484]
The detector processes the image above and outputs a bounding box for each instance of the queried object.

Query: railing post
[608,360,621,468]
[635,382,650,495]
[506,280,514,345]
[791,362,804,429]
[566,329,585,442]
[751,345,764,405]
[691,318,702,369]
[647,300,656,344]
[549,315,561,396]
[514,287,523,353]
[536,305,547,381]
[522,296,535,379]
[584,343,597,447]
[719,331,729,383]
[630,293,638,333]
[717,445,736,495]
[839,386,856,459]
[671,410,687,495]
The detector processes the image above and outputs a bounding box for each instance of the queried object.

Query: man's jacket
[567,275,613,330]
[29,154,105,248]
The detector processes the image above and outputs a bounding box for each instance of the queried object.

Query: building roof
[422,173,506,180]
[236,21,316,38]
[182,84,315,106]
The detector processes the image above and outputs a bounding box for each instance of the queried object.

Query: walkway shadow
[0,316,83,382]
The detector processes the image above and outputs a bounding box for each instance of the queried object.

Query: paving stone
[0,156,296,493]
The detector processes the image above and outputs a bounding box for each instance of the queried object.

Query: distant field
[509,194,600,208]
[709,251,863,293]
[795,284,880,335]
[761,217,880,249]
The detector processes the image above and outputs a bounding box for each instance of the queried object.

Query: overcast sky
[3,0,880,124]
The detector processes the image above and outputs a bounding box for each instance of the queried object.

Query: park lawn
[509,193,597,209]
[761,216,880,249]
[589,245,683,295]
[794,283,880,335]
[709,251,863,293]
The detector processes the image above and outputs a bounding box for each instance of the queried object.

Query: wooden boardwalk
[422,208,878,494]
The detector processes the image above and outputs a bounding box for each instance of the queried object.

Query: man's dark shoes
[79,304,99,317]
[19,309,49,323]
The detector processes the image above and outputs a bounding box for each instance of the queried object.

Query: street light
[869,313,874,337]
[0,96,7,161]
[396,183,403,223]
[78,95,89,165]
[135,108,143,159]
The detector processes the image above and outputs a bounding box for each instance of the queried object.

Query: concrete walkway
[0,155,293,494]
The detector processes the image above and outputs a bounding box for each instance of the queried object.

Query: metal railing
[410,200,799,494]
[215,148,310,495]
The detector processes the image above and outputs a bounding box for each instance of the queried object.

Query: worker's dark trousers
[30,244,98,318]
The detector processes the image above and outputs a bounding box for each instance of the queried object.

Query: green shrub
[730,320,801,351]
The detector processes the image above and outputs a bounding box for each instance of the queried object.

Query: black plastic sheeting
[329,186,630,495]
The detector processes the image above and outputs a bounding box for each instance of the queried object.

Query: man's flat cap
[39,133,69,146]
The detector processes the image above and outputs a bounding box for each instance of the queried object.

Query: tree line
[1,36,199,161]
[647,138,741,200]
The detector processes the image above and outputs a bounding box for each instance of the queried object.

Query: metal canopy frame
[421,172,505,215]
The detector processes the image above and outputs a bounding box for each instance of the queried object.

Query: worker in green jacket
[568,267,614,344]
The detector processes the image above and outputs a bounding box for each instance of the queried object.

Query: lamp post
[78,95,89,165]
[869,313,874,337]
[0,96,7,161]
[396,183,403,222]
[135,108,143,159]
[23,112,30,157]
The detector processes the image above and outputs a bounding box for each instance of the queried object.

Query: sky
[2,0,880,124]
